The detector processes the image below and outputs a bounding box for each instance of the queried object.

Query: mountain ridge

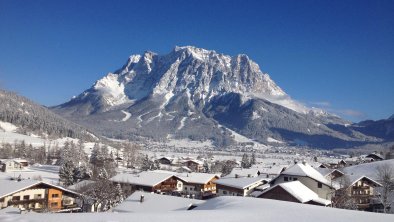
[52,46,386,148]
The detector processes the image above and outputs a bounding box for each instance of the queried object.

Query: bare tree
[332,176,358,210]
[376,163,394,213]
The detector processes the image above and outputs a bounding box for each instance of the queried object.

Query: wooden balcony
[8,198,45,205]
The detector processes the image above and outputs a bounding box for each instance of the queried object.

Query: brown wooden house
[110,171,183,195]
[0,180,81,212]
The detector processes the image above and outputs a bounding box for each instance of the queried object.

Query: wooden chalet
[181,160,204,172]
[334,175,382,211]
[215,176,268,197]
[110,171,183,195]
[176,173,219,199]
[0,179,81,212]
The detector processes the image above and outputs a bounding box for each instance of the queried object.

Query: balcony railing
[8,198,45,205]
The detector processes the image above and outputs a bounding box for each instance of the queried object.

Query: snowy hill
[52,46,382,148]
[0,89,98,141]
[1,196,392,222]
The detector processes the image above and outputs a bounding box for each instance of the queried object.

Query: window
[52,194,59,198]
[51,202,58,207]
[223,191,227,194]
[284,177,289,181]
[318,182,322,188]
[0,198,4,203]
[293,178,298,181]
[23,195,29,200]
[12,196,20,201]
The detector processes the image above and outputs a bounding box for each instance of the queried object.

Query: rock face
[52,46,381,148]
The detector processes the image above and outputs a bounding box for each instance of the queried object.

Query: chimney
[140,194,144,203]
[302,160,306,165]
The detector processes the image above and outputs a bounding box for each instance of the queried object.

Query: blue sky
[0,0,393,122]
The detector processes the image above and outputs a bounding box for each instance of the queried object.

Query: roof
[112,191,205,213]
[260,181,331,206]
[176,173,219,185]
[280,163,331,187]
[110,171,177,187]
[315,168,344,178]
[182,159,204,165]
[215,176,267,189]
[366,153,384,160]
[224,168,260,178]
[67,180,95,191]
[258,166,287,175]
[0,179,81,199]
[346,175,382,187]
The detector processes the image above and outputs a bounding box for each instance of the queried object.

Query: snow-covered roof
[176,173,219,185]
[110,171,176,187]
[215,176,267,189]
[113,191,205,213]
[0,179,80,199]
[260,181,331,206]
[315,168,344,178]
[67,180,95,191]
[346,175,382,187]
[342,159,394,181]
[224,168,260,178]
[280,163,331,186]
[258,165,287,175]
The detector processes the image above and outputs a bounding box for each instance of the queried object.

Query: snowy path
[121,110,132,121]
[177,117,187,130]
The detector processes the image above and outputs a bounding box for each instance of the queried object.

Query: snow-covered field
[0,165,59,184]
[0,196,392,222]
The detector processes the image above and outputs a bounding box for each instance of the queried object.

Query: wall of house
[273,175,333,199]
[48,188,62,210]
[0,188,45,209]
[2,161,22,172]
[217,184,244,196]
[259,186,300,203]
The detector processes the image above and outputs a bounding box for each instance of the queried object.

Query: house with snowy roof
[176,173,220,199]
[258,165,287,178]
[215,176,269,197]
[181,159,204,172]
[227,168,260,178]
[258,181,331,206]
[315,168,344,181]
[270,161,335,200]
[157,157,175,165]
[333,175,382,210]
[365,153,384,161]
[0,159,24,172]
[110,171,183,196]
[0,179,81,212]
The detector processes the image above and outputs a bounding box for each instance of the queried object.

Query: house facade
[258,181,331,206]
[216,177,267,197]
[270,162,335,200]
[0,159,23,172]
[0,180,81,212]
[110,172,183,196]
[177,173,219,199]
[333,175,382,210]
[182,160,203,172]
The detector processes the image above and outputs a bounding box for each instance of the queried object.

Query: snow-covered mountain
[52,46,382,148]
[0,89,98,142]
